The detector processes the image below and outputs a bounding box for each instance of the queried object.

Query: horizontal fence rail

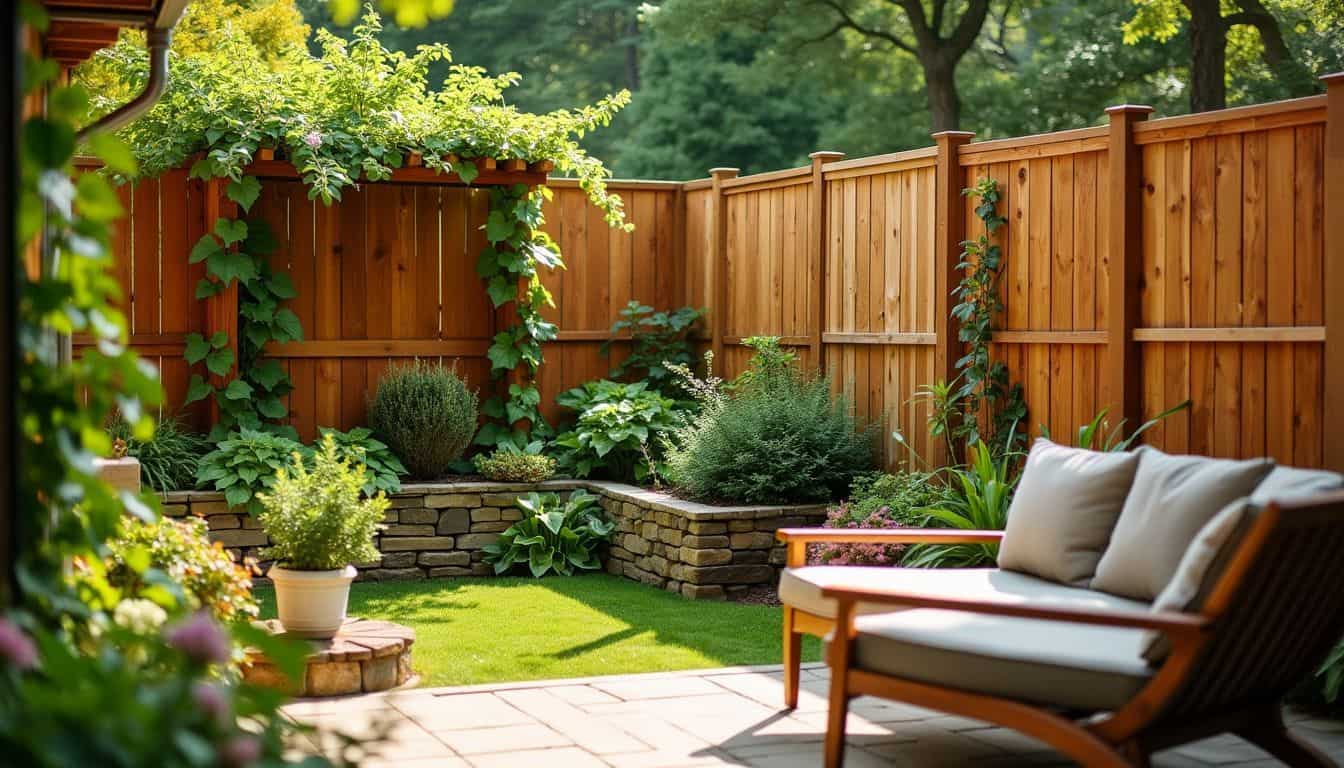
[92,79,1344,472]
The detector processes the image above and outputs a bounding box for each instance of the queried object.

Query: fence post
[932,132,976,391]
[1323,74,1344,471]
[202,177,238,426]
[808,151,844,368]
[1104,104,1153,435]
[708,167,738,366]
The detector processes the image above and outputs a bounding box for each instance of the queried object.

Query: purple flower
[219,735,262,767]
[192,681,230,724]
[303,131,323,150]
[165,612,231,665]
[0,619,38,671]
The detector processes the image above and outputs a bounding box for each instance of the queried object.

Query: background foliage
[288,0,1341,178]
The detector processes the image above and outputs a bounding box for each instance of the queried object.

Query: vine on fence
[922,178,1026,464]
[473,184,564,451]
[182,175,301,441]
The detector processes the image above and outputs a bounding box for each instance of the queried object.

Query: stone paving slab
[285,663,1344,766]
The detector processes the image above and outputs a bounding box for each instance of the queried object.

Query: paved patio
[286,663,1344,767]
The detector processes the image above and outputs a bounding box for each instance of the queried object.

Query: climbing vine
[182,175,301,441]
[473,184,563,450]
[944,178,1027,459]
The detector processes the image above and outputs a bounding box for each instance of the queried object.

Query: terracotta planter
[269,565,357,639]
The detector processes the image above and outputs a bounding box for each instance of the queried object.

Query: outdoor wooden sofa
[776,442,1344,767]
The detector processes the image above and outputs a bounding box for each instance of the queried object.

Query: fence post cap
[1104,104,1155,115]
[708,167,740,178]
[809,150,845,161]
[930,131,976,140]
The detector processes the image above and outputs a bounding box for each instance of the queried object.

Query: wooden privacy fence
[95,76,1344,472]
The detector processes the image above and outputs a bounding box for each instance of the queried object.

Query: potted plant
[256,434,387,638]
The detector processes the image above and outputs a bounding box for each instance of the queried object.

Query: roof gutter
[50,0,192,141]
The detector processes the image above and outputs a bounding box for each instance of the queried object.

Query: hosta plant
[256,435,387,571]
[482,491,616,578]
[309,426,407,495]
[552,380,685,483]
[196,428,303,515]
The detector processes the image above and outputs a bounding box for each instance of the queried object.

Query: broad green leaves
[183,203,300,434]
[481,490,614,578]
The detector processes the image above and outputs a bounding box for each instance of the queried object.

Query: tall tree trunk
[1186,0,1227,112]
[624,15,640,91]
[923,56,961,131]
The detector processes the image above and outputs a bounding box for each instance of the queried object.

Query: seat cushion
[997,439,1141,586]
[850,605,1153,712]
[1250,466,1344,505]
[1092,448,1272,601]
[780,566,1146,620]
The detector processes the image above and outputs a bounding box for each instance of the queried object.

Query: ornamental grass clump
[664,354,876,505]
[369,360,478,479]
[256,435,386,571]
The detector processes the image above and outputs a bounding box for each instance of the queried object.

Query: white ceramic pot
[269,565,357,639]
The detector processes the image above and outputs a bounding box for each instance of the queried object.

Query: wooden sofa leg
[1236,709,1336,768]
[823,670,850,768]
[782,606,801,709]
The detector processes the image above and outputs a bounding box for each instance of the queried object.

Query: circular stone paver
[242,618,416,697]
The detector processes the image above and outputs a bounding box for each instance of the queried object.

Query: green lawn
[256,575,822,688]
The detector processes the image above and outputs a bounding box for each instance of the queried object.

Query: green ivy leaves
[474,186,565,451]
[182,175,302,440]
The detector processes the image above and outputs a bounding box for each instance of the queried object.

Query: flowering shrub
[257,435,387,571]
[105,517,258,624]
[809,472,947,566]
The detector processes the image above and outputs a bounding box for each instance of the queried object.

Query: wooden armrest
[820,584,1210,637]
[776,528,1004,545]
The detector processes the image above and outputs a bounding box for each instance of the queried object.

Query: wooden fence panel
[91,90,1337,472]
[959,141,1111,450]
[1133,109,1327,466]
[256,180,495,440]
[533,181,683,426]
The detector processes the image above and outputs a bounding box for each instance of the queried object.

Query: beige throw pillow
[1091,448,1272,601]
[1141,497,1257,663]
[996,439,1141,586]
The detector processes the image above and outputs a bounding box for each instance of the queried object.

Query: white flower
[114,598,168,634]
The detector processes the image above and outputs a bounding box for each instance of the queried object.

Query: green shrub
[369,360,478,479]
[257,434,387,571]
[603,301,705,389]
[482,490,616,577]
[903,440,1019,568]
[552,380,685,483]
[474,447,557,483]
[664,366,876,504]
[196,428,303,515]
[309,426,406,495]
[106,516,258,624]
[106,414,210,492]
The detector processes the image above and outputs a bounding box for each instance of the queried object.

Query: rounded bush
[664,368,876,504]
[368,360,478,479]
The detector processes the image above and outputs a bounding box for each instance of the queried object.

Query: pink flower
[219,735,262,767]
[192,681,230,724]
[0,619,38,671]
[303,131,323,150]
[165,612,231,665]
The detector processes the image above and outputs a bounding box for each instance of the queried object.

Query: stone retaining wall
[162,481,826,600]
